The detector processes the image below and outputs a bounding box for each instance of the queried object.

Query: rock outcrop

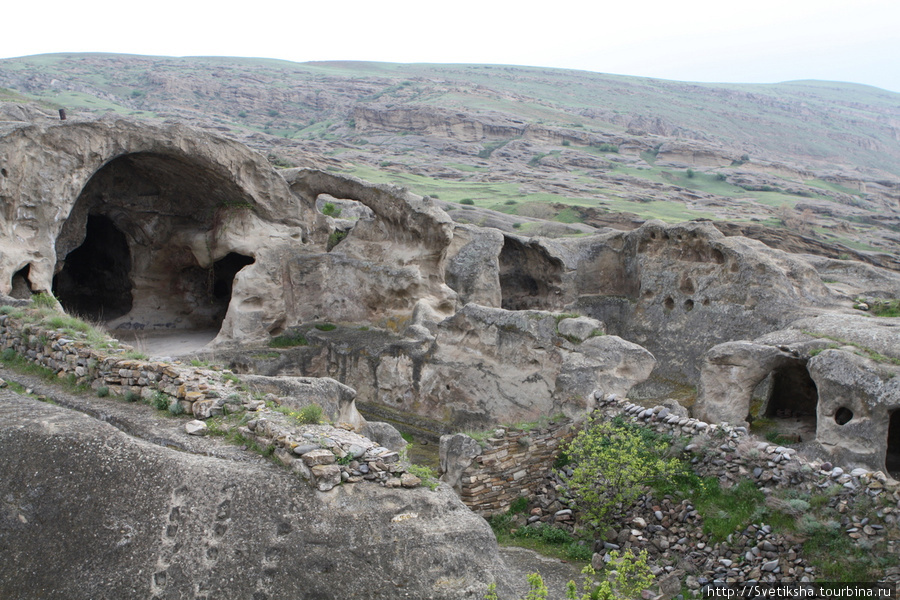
[0,391,510,599]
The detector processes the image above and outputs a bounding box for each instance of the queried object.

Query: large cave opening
[762,362,819,441]
[887,410,900,477]
[53,214,133,321]
[53,151,257,344]
[498,236,565,311]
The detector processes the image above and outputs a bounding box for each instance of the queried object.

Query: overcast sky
[3,0,899,92]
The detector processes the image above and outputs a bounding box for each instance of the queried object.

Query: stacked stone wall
[450,421,573,516]
[0,313,226,417]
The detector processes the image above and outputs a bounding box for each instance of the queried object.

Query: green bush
[327,230,347,250]
[460,198,475,205]
[124,390,140,403]
[296,403,323,424]
[563,416,681,528]
[321,202,342,218]
[151,391,170,410]
[168,400,186,416]
[96,386,110,398]
[314,323,336,331]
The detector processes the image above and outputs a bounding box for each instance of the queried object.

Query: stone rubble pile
[487,390,900,589]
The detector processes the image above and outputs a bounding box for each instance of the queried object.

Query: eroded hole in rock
[10,265,34,299]
[53,214,133,321]
[683,299,694,312]
[887,411,900,476]
[499,236,565,311]
[834,406,853,425]
[764,362,818,440]
[664,296,675,310]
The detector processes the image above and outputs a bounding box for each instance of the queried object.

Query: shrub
[96,386,110,398]
[460,198,475,205]
[296,403,323,424]
[407,464,439,490]
[168,400,186,416]
[567,550,654,600]
[314,323,336,331]
[321,202,342,218]
[563,416,681,528]
[124,390,140,403]
[686,168,695,178]
[151,391,170,410]
[327,230,347,250]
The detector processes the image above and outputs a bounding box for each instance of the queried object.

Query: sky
[3,0,899,93]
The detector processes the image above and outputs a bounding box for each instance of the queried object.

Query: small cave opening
[499,236,565,311]
[53,214,133,321]
[211,252,255,320]
[762,362,819,441]
[9,264,34,299]
[887,410,900,477]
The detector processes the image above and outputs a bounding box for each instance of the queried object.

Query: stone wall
[0,312,236,418]
[440,419,573,516]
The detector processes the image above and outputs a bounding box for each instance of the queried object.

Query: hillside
[1,53,899,259]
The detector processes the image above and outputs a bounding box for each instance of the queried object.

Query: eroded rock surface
[0,391,510,599]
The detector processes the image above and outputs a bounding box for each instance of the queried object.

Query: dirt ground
[111,328,218,359]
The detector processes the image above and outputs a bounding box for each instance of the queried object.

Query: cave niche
[762,361,819,440]
[887,410,900,477]
[10,264,34,300]
[499,236,565,311]
[53,214,133,321]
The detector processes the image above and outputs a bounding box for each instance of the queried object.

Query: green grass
[488,514,592,562]
[268,331,309,348]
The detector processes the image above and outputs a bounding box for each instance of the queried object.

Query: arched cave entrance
[499,236,565,311]
[887,410,900,477]
[10,264,35,300]
[53,151,257,340]
[53,214,133,321]
[761,362,819,441]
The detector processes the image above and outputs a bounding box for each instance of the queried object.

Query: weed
[510,496,529,514]
[327,230,347,250]
[30,292,57,309]
[321,202,342,218]
[460,198,475,205]
[151,391,169,410]
[314,323,336,331]
[124,390,140,403]
[407,464,439,490]
[222,372,241,385]
[168,400,186,416]
[123,350,148,361]
[96,386,110,398]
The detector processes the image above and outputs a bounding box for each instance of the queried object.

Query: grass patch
[314,323,337,331]
[488,514,592,562]
[655,474,764,542]
[268,331,309,348]
[406,463,439,490]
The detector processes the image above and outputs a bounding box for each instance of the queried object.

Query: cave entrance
[887,410,900,477]
[53,214,133,321]
[210,252,255,325]
[498,236,565,311]
[762,362,818,442]
[9,265,34,299]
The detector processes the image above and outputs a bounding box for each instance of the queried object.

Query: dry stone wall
[440,420,573,516]
[0,308,427,493]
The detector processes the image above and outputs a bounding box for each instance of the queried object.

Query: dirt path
[111,328,218,360]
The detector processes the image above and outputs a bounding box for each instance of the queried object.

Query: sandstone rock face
[693,313,900,472]
[240,374,364,429]
[0,392,510,599]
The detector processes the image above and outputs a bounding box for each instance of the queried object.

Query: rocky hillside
[1,53,899,259]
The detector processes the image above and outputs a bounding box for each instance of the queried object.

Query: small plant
[2,347,17,362]
[314,323,336,331]
[96,386,110,398]
[407,464,439,490]
[30,292,57,309]
[151,391,170,410]
[222,372,241,384]
[327,230,348,250]
[509,496,529,514]
[168,400,186,416]
[460,198,475,205]
[124,390,140,403]
[321,202,342,218]
[686,168,695,178]
[296,403,324,424]
[123,350,148,361]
